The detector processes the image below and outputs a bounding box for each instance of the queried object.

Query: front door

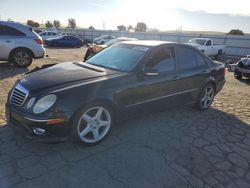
[120,45,182,109]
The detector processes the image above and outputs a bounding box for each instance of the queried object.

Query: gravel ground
[0,47,250,188]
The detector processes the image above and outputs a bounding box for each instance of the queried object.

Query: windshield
[86,44,148,72]
[188,39,207,45]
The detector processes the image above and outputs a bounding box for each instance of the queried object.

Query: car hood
[19,62,123,92]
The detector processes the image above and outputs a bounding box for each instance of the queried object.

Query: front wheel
[71,103,114,145]
[196,84,215,111]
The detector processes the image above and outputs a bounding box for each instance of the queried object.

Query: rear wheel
[10,48,33,67]
[71,103,114,145]
[215,50,223,60]
[234,71,243,79]
[196,84,215,110]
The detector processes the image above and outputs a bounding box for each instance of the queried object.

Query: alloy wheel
[200,86,214,109]
[77,106,111,143]
[15,52,31,66]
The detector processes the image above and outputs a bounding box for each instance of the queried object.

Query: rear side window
[0,25,25,36]
[196,53,206,66]
[146,47,175,73]
[176,46,197,70]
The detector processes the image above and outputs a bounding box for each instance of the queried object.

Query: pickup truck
[187,38,225,59]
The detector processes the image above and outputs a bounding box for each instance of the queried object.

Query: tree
[68,18,76,29]
[53,20,61,28]
[117,25,126,31]
[135,22,147,32]
[27,20,40,27]
[127,25,133,31]
[227,29,244,35]
[89,26,95,30]
[45,21,53,28]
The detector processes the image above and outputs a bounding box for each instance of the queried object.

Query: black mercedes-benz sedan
[6,40,225,144]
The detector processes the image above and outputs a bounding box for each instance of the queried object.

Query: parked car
[84,37,137,61]
[0,21,45,67]
[33,29,44,34]
[58,33,78,37]
[39,31,59,40]
[227,56,250,79]
[44,35,83,47]
[6,40,225,144]
[187,38,225,59]
[93,35,116,44]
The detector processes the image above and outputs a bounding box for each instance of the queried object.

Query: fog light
[33,128,46,135]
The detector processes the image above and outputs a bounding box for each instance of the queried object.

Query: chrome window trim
[126,88,198,108]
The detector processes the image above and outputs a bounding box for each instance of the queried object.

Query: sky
[1,0,250,32]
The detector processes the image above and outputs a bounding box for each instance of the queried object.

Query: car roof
[0,21,29,29]
[191,38,210,40]
[120,40,173,47]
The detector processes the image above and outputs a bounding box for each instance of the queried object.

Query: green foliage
[227,29,244,35]
[27,20,40,27]
[127,25,133,31]
[68,18,76,29]
[135,22,147,32]
[45,21,53,28]
[53,20,61,28]
[117,25,126,31]
[89,26,95,30]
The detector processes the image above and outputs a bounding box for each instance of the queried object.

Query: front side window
[176,46,197,70]
[0,25,25,36]
[86,44,148,72]
[146,47,175,73]
[206,40,212,46]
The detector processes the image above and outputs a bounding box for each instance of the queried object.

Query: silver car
[0,21,45,67]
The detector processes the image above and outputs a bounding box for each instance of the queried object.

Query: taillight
[34,39,43,45]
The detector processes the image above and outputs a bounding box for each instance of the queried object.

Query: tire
[10,48,33,67]
[71,102,114,145]
[196,83,215,111]
[100,41,104,45]
[215,50,223,60]
[234,71,242,79]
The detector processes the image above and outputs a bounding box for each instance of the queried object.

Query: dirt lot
[0,47,250,188]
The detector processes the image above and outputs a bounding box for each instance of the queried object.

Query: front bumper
[6,105,70,143]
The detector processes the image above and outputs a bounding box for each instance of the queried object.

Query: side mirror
[143,67,159,76]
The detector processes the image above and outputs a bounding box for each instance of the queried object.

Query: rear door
[174,46,210,103]
[0,25,25,60]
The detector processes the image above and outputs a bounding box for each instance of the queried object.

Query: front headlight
[33,94,57,114]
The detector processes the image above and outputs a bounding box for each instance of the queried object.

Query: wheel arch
[9,47,35,60]
[204,77,217,92]
[68,98,119,127]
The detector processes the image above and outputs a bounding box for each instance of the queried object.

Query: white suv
[0,21,45,67]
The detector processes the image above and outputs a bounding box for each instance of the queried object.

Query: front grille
[10,84,29,106]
